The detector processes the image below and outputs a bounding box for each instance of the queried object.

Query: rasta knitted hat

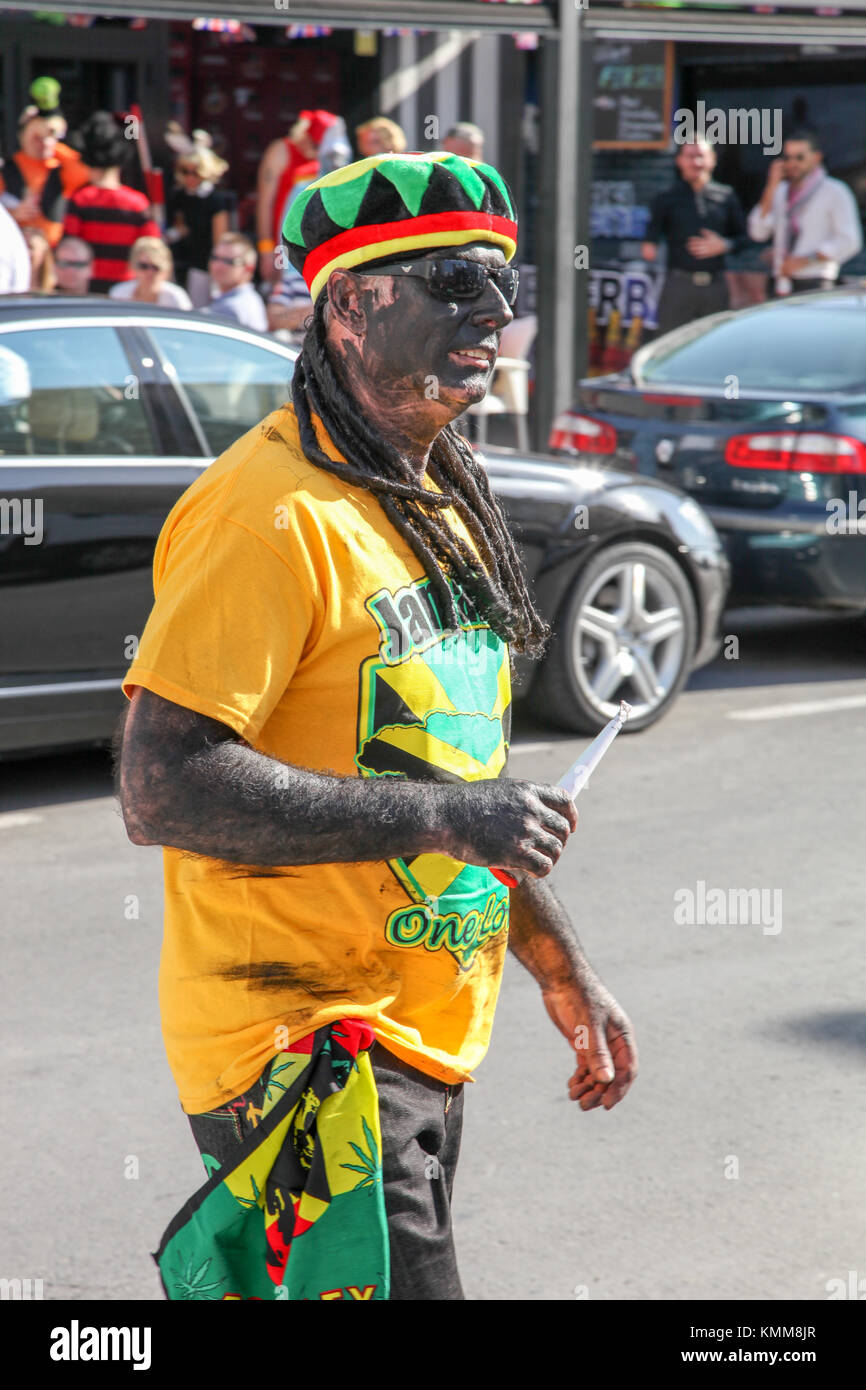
[282,151,517,303]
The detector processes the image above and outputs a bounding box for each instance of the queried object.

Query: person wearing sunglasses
[748,128,862,296]
[108,236,191,308]
[202,232,267,331]
[166,141,232,309]
[53,235,93,295]
[118,153,636,1303]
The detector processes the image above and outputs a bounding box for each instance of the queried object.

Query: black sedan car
[0,295,728,757]
[549,288,866,611]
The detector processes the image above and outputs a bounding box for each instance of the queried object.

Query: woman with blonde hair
[166,133,232,308]
[108,237,191,307]
[355,117,407,158]
[22,225,56,291]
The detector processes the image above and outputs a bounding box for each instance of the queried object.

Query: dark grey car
[550,288,866,612]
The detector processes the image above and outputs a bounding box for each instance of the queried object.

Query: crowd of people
[0,77,487,347]
[3,73,864,355]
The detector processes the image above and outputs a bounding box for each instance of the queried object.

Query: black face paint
[292,247,551,661]
[358,242,513,412]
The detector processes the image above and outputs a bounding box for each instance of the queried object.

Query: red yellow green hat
[282,151,518,303]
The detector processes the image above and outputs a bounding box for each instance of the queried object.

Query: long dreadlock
[290,293,550,660]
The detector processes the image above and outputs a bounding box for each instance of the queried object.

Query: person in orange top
[0,78,88,248]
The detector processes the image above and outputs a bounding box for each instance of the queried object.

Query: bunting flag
[155,1019,389,1301]
[287,24,334,38]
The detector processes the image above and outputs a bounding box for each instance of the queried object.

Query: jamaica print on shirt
[356,574,511,972]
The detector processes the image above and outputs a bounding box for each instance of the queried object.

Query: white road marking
[729,694,866,722]
[0,811,44,828]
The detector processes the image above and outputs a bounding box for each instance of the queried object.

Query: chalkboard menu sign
[592,39,674,150]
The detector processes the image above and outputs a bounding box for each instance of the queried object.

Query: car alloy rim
[572,559,686,722]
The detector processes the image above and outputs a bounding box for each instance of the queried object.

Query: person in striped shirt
[62,112,160,294]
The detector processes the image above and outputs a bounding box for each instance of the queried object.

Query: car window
[0,325,157,457]
[636,303,866,394]
[147,325,294,455]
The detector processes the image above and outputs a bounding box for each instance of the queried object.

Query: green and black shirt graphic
[356,575,512,972]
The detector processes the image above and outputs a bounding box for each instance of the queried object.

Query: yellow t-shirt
[122,402,512,1113]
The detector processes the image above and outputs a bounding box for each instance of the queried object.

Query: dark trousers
[655,269,729,335]
[369,1041,465,1300]
[187,1038,466,1301]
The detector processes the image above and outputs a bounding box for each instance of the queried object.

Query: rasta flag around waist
[155,1019,389,1301]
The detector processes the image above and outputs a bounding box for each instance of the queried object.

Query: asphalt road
[3,606,866,1301]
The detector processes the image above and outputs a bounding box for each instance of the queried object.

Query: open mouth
[449,348,494,370]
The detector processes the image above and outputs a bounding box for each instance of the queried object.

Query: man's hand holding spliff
[479,700,639,1111]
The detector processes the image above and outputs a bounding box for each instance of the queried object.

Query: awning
[2,0,558,34]
[10,0,866,42]
[586,3,866,45]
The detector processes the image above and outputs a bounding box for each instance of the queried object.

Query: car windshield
[635,301,866,394]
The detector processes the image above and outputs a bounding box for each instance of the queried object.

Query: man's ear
[327,269,367,337]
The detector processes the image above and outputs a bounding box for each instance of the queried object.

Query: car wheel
[531,541,698,734]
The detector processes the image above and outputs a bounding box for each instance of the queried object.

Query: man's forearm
[116,698,444,866]
[748,199,775,240]
[117,691,576,875]
[506,875,595,990]
[267,300,312,332]
[126,741,447,866]
[256,163,277,244]
[758,180,778,217]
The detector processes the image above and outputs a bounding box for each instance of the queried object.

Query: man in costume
[0,78,89,248]
[255,109,338,286]
[116,152,637,1301]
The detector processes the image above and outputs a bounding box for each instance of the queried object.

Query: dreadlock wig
[282,152,549,660]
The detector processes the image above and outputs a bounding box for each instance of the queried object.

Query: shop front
[0,12,170,161]
[0,10,382,229]
[585,4,866,376]
[0,1,566,445]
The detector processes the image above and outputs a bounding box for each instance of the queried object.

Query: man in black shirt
[641,140,749,335]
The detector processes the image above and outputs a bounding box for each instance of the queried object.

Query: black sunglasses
[359,257,519,306]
